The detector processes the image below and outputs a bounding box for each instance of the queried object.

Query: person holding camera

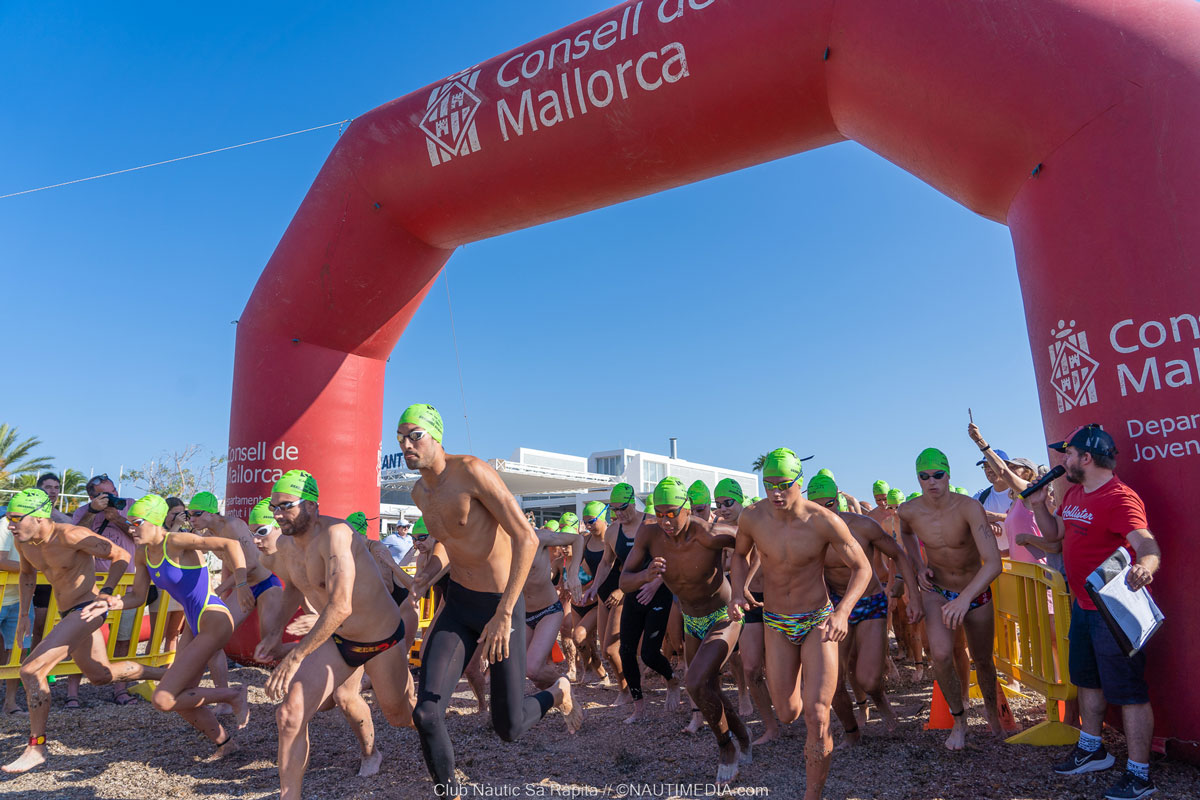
[69,474,139,706]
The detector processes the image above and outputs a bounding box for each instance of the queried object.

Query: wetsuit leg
[619,584,675,701]
[412,592,476,792]
[488,593,554,742]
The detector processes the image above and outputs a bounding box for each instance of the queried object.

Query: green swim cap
[747,496,761,505]
[653,477,691,510]
[762,448,803,483]
[714,478,744,504]
[908,491,922,500]
[838,495,848,512]
[346,512,368,535]
[687,480,711,507]
[915,448,951,477]
[188,491,219,514]
[886,488,905,505]
[872,480,890,497]
[398,403,444,444]
[560,512,579,529]
[273,469,319,502]
[952,485,969,495]
[611,482,636,505]
[643,497,656,515]
[6,488,51,519]
[816,468,835,480]
[582,501,607,520]
[128,494,169,527]
[412,517,428,536]
[806,474,838,501]
[248,498,276,528]
[544,519,560,532]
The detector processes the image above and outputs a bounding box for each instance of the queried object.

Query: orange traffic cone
[925,681,955,730]
[551,641,565,664]
[996,681,1020,733]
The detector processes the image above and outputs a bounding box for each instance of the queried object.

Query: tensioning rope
[0,118,352,200]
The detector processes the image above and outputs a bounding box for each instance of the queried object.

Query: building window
[595,456,621,476]
[643,460,667,491]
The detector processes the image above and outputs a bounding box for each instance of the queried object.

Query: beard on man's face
[281,505,315,536]
[1065,462,1085,484]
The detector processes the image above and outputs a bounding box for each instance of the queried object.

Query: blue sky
[2,1,1049,500]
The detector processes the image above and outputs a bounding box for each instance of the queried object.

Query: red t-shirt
[1056,476,1148,610]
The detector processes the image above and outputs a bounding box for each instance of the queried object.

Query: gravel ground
[2,660,1196,800]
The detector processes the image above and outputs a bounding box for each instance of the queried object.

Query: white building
[377,441,759,529]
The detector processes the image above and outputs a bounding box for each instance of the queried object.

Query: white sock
[1126,759,1149,780]
[1078,731,1102,752]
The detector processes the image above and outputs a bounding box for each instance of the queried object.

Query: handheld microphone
[1019,465,1066,499]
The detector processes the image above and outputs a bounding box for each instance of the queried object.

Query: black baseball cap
[1048,424,1117,458]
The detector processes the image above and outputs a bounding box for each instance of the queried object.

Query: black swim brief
[332,619,406,668]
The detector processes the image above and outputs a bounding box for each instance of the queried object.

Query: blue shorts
[0,603,35,650]
[251,573,283,600]
[1068,603,1149,705]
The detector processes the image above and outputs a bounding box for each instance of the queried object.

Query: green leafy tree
[751,453,767,473]
[0,423,55,487]
[121,446,226,501]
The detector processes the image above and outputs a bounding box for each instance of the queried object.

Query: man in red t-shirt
[1029,424,1161,800]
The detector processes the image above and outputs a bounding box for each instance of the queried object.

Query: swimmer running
[399,403,581,800]
[730,449,872,800]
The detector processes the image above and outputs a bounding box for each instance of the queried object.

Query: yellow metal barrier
[403,564,437,667]
[0,572,176,681]
[991,558,1079,746]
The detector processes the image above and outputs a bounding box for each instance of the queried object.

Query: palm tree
[0,424,55,487]
[60,468,88,496]
[751,453,767,473]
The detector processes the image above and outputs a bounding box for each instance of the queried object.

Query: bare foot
[555,677,583,734]
[358,746,383,777]
[738,691,753,717]
[3,707,27,716]
[944,718,967,751]
[683,710,704,734]
[738,739,753,765]
[613,690,632,707]
[752,725,780,746]
[716,739,740,785]
[886,658,902,684]
[211,735,238,760]
[623,699,645,724]
[234,685,250,730]
[981,701,1007,737]
[879,700,900,733]
[912,664,925,683]
[212,703,234,716]
[665,680,681,711]
[836,727,863,750]
[2,745,47,774]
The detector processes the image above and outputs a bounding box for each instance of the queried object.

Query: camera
[104,493,127,511]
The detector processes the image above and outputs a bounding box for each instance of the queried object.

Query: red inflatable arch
[226,0,1200,752]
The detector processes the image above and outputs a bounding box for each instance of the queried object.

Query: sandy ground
[1,659,1196,800]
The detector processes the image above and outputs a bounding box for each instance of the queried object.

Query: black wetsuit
[597,527,626,602]
[616,524,674,700]
[413,580,555,794]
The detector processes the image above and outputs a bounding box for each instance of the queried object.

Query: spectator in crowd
[35,474,73,524]
[1029,424,1161,800]
[69,474,138,706]
[381,518,414,565]
[967,424,1050,566]
[1,504,35,714]
[972,446,1013,555]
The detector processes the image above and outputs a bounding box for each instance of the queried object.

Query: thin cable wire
[443,266,474,453]
[1,118,352,200]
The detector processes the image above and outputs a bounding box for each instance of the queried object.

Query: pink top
[72,500,135,575]
[1002,493,1046,565]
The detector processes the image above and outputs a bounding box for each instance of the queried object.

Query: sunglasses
[764,474,802,492]
[269,499,304,512]
[714,498,739,508]
[86,473,110,488]
[655,505,687,520]
[917,471,947,481]
[413,533,430,542]
[397,429,431,444]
